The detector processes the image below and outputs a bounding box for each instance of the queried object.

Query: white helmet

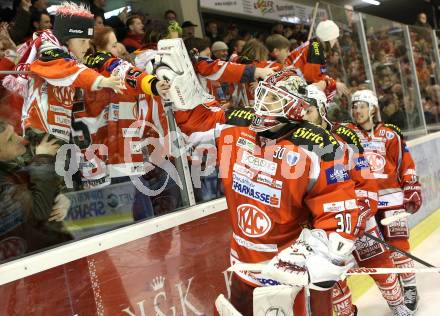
[351,89,378,110]
[316,20,340,42]
[351,89,381,122]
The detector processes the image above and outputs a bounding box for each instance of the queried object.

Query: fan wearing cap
[346,89,422,315]
[285,20,348,101]
[4,2,126,150]
[182,20,197,39]
[186,71,360,316]
[211,41,229,61]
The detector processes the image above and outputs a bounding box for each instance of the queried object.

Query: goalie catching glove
[260,229,355,291]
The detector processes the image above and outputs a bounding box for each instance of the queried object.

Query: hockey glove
[353,197,370,237]
[403,184,422,214]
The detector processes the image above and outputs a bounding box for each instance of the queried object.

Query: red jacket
[285,38,337,100]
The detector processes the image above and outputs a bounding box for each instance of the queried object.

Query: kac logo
[237,204,272,237]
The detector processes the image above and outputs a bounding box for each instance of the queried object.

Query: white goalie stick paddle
[227,263,440,275]
[380,211,411,226]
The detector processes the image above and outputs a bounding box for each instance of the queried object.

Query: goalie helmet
[351,89,381,122]
[251,70,312,132]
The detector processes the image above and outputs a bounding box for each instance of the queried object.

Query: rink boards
[1,132,440,315]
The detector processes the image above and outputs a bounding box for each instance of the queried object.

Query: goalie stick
[364,232,437,268]
[227,264,440,275]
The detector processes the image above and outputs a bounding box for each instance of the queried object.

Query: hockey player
[188,70,360,315]
[347,89,422,314]
[304,86,412,316]
[284,20,349,100]
[2,2,124,149]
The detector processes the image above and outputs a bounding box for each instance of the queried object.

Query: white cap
[315,20,340,42]
[211,41,228,51]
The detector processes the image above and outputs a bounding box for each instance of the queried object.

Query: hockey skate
[403,286,419,313]
[389,304,414,316]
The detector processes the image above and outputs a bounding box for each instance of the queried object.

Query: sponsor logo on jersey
[109,103,119,121]
[294,127,338,148]
[323,201,345,213]
[232,233,278,252]
[365,152,386,172]
[123,127,141,138]
[285,151,300,166]
[237,204,272,237]
[233,163,255,179]
[312,41,320,56]
[386,131,395,140]
[54,114,71,126]
[50,105,71,116]
[334,126,361,147]
[345,199,357,210]
[256,173,283,189]
[236,137,255,153]
[50,125,70,141]
[325,164,350,184]
[378,201,389,206]
[232,173,281,207]
[241,151,277,176]
[355,156,370,170]
[361,140,385,153]
[257,277,281,286]
[227,109,254,121]
[322,199,356,213]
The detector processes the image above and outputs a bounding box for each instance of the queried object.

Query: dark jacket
[9,6,31,45]
[0,155,72,263]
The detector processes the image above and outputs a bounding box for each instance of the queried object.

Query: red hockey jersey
[345,122,418,210]
[285,38,337,100]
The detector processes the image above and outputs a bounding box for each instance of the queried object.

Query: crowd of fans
[0,0,438,262]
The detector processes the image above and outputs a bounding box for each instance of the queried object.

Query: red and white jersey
[331,123,379,216]
[73,52,161,188]
[194,57,256,102]
[345,122,418,210]
[285,38,337,100]
[23,48,101,142]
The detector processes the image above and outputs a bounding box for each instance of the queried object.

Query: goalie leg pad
[253,285,301,316]
[391,251,416,287]
[215,294,243,316]
[331,280,356,316]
